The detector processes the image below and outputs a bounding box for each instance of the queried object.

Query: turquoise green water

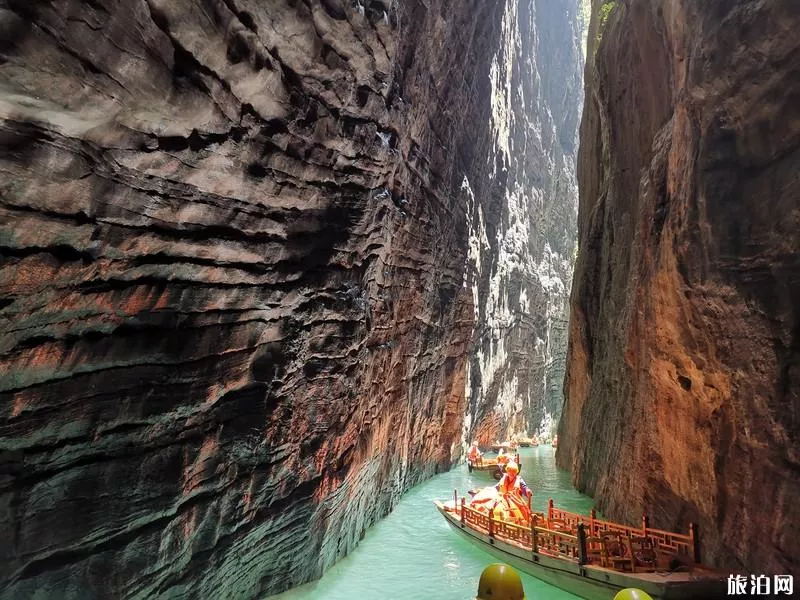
[270,446,596,600]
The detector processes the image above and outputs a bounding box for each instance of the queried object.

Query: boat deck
[435,497,728,600]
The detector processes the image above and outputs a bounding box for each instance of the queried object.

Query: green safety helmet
[613,589,654,600]
[475,563,526,600]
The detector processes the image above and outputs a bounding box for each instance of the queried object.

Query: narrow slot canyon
[0,1,797,598]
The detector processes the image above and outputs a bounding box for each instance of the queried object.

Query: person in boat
[496,461,530,498]
[494,461,532,522]
[496,447,509,465]
[467,442,483,466]
[494,448,510,478]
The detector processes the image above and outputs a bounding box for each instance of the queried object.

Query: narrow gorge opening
[0,1,797,599]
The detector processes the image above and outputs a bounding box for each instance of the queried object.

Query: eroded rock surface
[0,0,580,597]
[464,0,583,445]
[560,0,800,574]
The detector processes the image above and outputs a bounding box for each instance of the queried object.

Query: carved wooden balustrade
[533,524,580,559]
[546,500,697,559]
[451,492,701,570]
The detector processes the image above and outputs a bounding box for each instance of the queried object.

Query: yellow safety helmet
[505,461,519,473]
[475,563,526,600]
[613,589,654,600]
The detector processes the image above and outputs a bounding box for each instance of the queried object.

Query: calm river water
[271,445,594,600]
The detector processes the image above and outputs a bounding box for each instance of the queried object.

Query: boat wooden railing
[455,495,699,567]
[548,501,630,537]
[459,500,580,562]
[460,500,491,532]
[642,523,698,564]
[546,499,699,564]
[493,517,532,549]
[534,521,580,560]
[460,502,527,544]
[590,515,643,539]
[548,501,584,532]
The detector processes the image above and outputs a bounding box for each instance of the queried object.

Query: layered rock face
[464,0,583,445]
[0,0,580,597]
[560,0,800,575]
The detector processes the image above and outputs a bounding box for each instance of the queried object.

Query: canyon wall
[560,0,800,575]
[0,0,580,597]
[464,0,582,445]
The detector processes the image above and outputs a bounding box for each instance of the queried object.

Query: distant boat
[488,441,516,452]
[435,496,727,600]
[468,453,522,481]
[515,435,538,447]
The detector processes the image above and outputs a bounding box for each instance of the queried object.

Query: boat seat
[656,548,695,572]
[601,533,633,571]
[584,536,605,566]
[628,535,658,573]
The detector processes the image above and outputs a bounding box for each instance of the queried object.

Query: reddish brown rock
[560,0,800,575]
[0,0,582,597]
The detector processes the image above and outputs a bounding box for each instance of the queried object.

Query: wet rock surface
[560,0,800,574]
[0,0,580,597]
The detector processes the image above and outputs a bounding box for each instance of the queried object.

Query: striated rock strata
[0,0,581,597]
[464,0,583,445]
[560,0,800,575]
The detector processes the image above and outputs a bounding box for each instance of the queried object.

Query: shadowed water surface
[271,446,594,600]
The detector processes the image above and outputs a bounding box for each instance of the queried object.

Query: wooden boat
[489,440,518,452]
[434,495,727,600]
[516,436,539,448]
[468,454,522,481]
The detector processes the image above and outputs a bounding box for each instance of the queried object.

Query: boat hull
[435,503,727,600]
[468,455,521,480]
[468,464,504,480]
[468,459,522,480]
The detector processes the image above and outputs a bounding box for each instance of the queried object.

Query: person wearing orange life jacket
[467,442,482,468]
[494,448,510,479]
[496,447,509,465]
[496,462,531,498]
[493,461,532,522]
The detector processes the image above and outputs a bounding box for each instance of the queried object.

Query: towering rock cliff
[0,0,581,597]
[561,0,800,575]
[464,0,582,445]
